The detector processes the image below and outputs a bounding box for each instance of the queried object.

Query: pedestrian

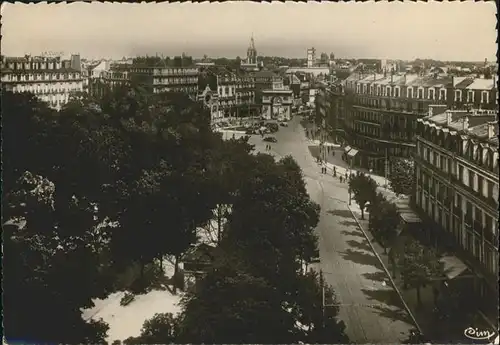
[333,166,337,177]
[339,175,343,183]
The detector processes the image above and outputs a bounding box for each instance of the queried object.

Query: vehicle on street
[280,122,288,127]
[266,123,279,133]
[263,136,277,143]
[245,129,254,135]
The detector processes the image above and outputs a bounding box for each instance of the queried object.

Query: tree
[369,198,400,254]
[3,172,111,343]
[398,238,444,307]
[349,174,377,219]
[124,313,179,344]
[176,249,299,344]
[388,158,415,196]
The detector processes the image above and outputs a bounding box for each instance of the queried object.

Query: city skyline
[2,1,497,62]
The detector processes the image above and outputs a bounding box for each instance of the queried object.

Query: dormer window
[439,88,446,100]
[455,90,462,102]
[417,87,424,99]
[429,88,435,100]
[467,90,474,103]
[363,84,367,94]
[356,83,361,93]
[481,91,489,104]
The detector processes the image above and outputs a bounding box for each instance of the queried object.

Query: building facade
[342,73,498,174]
[261,78,293,121]
[129,65,199,99]
[1,55,84,110]
[315,80,346,145]
[197,85,223,125]
[414,107,498,320]
[198,66,256,121]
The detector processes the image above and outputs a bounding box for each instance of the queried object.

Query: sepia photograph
[1,1,498,344]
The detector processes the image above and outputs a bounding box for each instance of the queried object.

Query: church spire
[250,33,255,51]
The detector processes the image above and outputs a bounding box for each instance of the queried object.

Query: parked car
[245,129,254,135]
[280,122,288,127]
[263,136,277,143]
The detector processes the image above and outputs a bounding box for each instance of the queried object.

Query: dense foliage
[398,238,444,306]
[348,173,378,219]
[2,86,348,344]
[388,158,415,196]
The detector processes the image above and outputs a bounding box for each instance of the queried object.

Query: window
[455,90,462,102]
[481,91,489,104]
[386,86,392,97]
[407,88,413,98]
[394,87,400,97]
[418,88,424,99]
[429,88,435,100]
[467,90,474,103]
[377,85,381,96]
[440,89,446,100]
[468,171,474,189]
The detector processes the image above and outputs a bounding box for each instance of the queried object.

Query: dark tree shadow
[361,287,403,309]
[362,271,389,283]
[338,249,383,268]
[340,229,365,238]
[369,304,415,326]
[346,239,372,252]
[327,209,353,218]
[339,220,359,227]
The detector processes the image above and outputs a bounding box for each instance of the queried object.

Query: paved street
[249,117,416,343]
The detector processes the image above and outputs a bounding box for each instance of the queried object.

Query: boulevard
[249,116,416,343]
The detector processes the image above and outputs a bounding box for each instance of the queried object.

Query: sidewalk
[307,141,392,192]
[348,203,495,344]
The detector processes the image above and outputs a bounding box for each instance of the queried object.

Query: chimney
[462,116,469,131]
[488,122,495,139]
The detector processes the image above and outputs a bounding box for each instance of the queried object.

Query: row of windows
[352,83,494,104]
[153,68,198,75]
[418,133,498,176]
[416,190,498,274]
[153,77,198,85]
[3,73,82,82]
[4,62,63,70]
[353,97,429,114]
[417,150,499,206]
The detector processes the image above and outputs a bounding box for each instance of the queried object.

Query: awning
[344,145,351,152]
[440,255,470,280]
[347,148,358,157]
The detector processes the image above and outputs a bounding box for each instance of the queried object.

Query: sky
[1,1,497,61]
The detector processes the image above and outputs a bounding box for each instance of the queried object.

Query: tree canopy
[3,85,348,344]
[388,159,415,196]
[348,174,378,219]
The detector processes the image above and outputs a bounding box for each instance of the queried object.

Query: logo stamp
[464,327,496,341]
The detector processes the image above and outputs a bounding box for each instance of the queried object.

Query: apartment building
[198,66,256,120]
[315,80,346,145]
[342,72,497,174]
[129,64,199,99]
[414,107,498,319]
[1,55,84,110]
